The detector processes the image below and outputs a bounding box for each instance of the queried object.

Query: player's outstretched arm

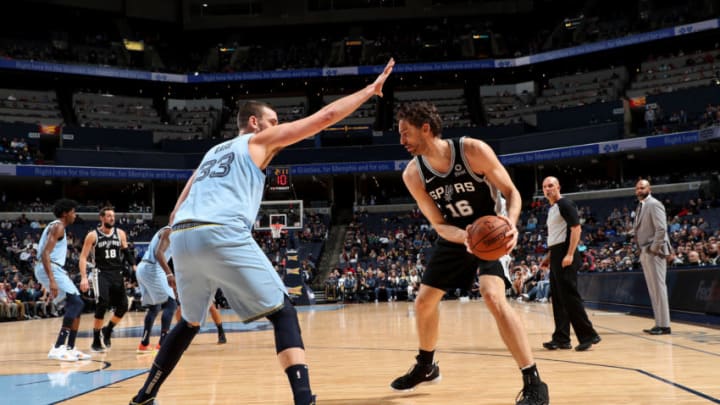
[251,58,394,162]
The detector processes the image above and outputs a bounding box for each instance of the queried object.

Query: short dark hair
[99,206,114,217]
[53,199,78,218]
[396,101,443,137]
[236,100,273,130]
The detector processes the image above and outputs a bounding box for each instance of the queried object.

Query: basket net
[270,223,284,239]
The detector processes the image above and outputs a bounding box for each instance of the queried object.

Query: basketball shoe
[516,381,549,405]
[129,397,155,405]
[90,340,105,353]
[67,347,92,360]
[390,358,441,391]
[136,343,154,354]
[48,345,77,362]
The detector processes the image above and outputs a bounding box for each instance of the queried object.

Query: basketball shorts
[136,261,175,306]
[422,238,511,291]
[97,269,127,308]
[170,222,286,324]
[34,262,79,304]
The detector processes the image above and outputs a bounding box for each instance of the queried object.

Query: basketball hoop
[270,223,284,239]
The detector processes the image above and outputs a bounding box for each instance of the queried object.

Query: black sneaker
[101,326,112,349]
[218,333,227,344]
[516,381,549,405]
[90,341,105,353]
[390,361,441,391]
[575,335,601,352]
[542,340,571,350]
[129,396,155,405]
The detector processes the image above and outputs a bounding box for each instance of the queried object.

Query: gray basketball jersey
[174,134,265,230]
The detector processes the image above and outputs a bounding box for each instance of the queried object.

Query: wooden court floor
[2,299,720,404]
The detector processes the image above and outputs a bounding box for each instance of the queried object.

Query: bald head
[542,176,561,204]
[635,179,651,201]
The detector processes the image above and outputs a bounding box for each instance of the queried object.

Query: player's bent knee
[162,297,177,311]
[267,296,304,353]
[65,294,85,319]
[94,301,109,319]
[113,295,128,318]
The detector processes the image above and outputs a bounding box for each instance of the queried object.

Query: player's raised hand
[372,58,395,97]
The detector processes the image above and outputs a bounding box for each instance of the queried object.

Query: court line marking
[310,345,720,403]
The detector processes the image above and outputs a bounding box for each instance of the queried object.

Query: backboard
[255,200,303,231]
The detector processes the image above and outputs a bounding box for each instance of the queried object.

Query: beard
[636,191,649,200]
[102,222,114,229]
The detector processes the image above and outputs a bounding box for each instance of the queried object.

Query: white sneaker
[67,347,92,360]
[48,345,78,362]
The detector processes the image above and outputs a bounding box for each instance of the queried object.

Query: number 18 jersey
[415,137,505,229]
[173,134,265,230]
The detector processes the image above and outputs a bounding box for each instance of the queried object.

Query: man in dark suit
[633,179,671,335]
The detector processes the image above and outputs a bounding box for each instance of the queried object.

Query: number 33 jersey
[415,137,505,229]
[174,134,265,230]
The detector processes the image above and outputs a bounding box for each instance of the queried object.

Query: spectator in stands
[633,179,672,335]
[706,242,719,266]
[0,281,19,320]
[681,250,705,267]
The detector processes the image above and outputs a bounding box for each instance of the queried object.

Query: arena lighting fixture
[123,39,145,51]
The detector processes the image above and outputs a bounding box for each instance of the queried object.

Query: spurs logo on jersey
[416,137,504,229]
[94,227,123,271]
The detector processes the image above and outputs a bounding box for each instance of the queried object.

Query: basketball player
[79,206,136,352]
[130,59,394,405]
[135,226,177,353]
[391,101,549,405]
[35,199,92,362]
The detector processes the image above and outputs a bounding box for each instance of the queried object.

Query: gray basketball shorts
[170,223,286,324]
[136,261,175,306]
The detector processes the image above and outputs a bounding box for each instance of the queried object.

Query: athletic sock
[285,364,312,405]
[92,328,101,345]
[417,349,435,365]
[55,328,69,348]
[106,320,117,332]
[133,320,199,402]
[521,363,541,386]
[67,329,79,349]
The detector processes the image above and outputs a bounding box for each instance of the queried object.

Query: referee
[540,176,601,352]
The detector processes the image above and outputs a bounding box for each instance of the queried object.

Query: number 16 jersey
[415,137,505,229]
[173,134,265,230]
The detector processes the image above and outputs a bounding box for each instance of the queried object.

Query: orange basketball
[467,215,512,261]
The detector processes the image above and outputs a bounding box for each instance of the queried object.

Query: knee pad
[267,296,304,353]
[161,297,177,312]
[64,294,85,319]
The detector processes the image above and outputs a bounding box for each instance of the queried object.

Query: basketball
[467,215,512,261]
